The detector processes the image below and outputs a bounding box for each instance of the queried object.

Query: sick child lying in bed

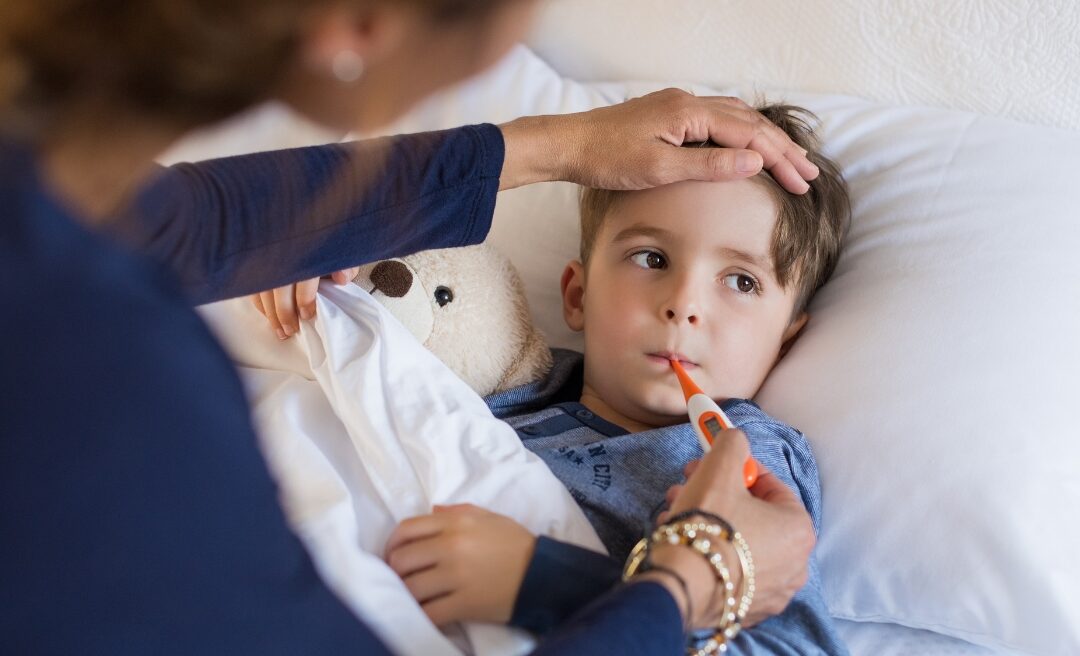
[384,104,852,655]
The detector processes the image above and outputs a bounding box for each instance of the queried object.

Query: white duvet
[199,282,605,656]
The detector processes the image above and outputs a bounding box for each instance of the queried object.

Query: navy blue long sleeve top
[0,126,683,655]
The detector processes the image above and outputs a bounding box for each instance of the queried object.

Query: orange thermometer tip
[668,358,703,402]
[669,357,760,488]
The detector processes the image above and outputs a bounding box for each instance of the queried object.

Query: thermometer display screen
[704,417,722,435]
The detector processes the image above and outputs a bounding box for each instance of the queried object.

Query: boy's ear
[560,261,587,332]
[777,312,809,361]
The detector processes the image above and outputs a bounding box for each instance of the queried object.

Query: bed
[164,2,1080,654]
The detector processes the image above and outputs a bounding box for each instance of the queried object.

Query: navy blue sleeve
[511,536,622,634]
[1,261,396,655]
[117,125,503,305]
[532,581,684,656]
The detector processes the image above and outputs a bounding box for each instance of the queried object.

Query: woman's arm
[245,90,822,335]
[115,125,503,305]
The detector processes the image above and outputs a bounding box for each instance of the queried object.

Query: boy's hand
[250,268,358,340]
[384,504,537,627]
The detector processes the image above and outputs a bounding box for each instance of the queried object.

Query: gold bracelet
[654,521,739,637]
[726,531,755,639]
[622,515,754,655]
[623,524,736,633]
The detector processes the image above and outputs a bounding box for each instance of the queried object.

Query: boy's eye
[629,250,667,270]
[723,273,760,294]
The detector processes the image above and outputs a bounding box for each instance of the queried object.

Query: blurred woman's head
[0,0,536,135]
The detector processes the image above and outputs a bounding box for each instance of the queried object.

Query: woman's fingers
[252,292,266,316]
[332,267,359,285]
[698,101,813,193]
[676,146,763,182]
[668,91,817,192]
[271,278,321,336]
[505,87,824,194]
[256,290,287,340]
[702,96,819,181]
[748,467,801,506]
[664,483,684,508]
[294,277,320,321]
[251,274,338,337]
[673,429,753,512]
[659,428,817,628]
[272,285,302,336]
[683,459,701,478]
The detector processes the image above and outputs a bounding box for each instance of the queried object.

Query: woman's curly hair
[0,0,512,130]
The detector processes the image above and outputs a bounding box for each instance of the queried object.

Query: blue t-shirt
[2,127,688,655]
[487,348,849,655]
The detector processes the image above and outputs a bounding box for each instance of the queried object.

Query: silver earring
[331,50,364,83]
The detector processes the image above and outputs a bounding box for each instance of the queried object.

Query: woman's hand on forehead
[499,88,819,194]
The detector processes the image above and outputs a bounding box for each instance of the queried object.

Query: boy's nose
[661,273,702,325]
[664,307,699,325]
[665,309,699,326]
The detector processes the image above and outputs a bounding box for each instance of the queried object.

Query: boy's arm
[722,420,848,655]
[722,559,847,656]
[662,420,848,655]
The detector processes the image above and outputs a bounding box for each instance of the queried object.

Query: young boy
[387,104,851,654]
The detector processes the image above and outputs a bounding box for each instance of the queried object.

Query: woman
[1,0,819,653]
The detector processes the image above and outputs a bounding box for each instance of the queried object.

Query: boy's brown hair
[579,103,850,315]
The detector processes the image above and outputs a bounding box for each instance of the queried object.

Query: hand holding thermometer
[669,358,760,488]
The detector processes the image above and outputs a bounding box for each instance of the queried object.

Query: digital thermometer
[669,358,759,488]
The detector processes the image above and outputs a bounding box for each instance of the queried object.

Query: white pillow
[381,47,1080,655]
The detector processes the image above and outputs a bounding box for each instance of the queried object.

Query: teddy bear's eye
[434,286,454,307]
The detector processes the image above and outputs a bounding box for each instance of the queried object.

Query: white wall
[527,0,1080,131]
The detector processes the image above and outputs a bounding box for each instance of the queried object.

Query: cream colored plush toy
[353,243,552,397]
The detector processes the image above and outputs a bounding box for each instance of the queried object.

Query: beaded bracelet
[622,510,755,655]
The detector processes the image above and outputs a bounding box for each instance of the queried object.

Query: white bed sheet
[198,284,606,656]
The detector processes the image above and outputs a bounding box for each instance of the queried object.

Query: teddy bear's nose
[369,260,413,298]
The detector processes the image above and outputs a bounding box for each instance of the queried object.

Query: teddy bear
[352,243,552,397]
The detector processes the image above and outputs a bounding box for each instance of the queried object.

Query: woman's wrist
[648,541,737,628]
[631,567,693,627]
[622,509,757,654]
[497,114,576,191]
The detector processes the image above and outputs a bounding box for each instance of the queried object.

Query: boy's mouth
[647,351,698,367]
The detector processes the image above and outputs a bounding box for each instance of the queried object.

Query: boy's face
[562,178,807,430]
